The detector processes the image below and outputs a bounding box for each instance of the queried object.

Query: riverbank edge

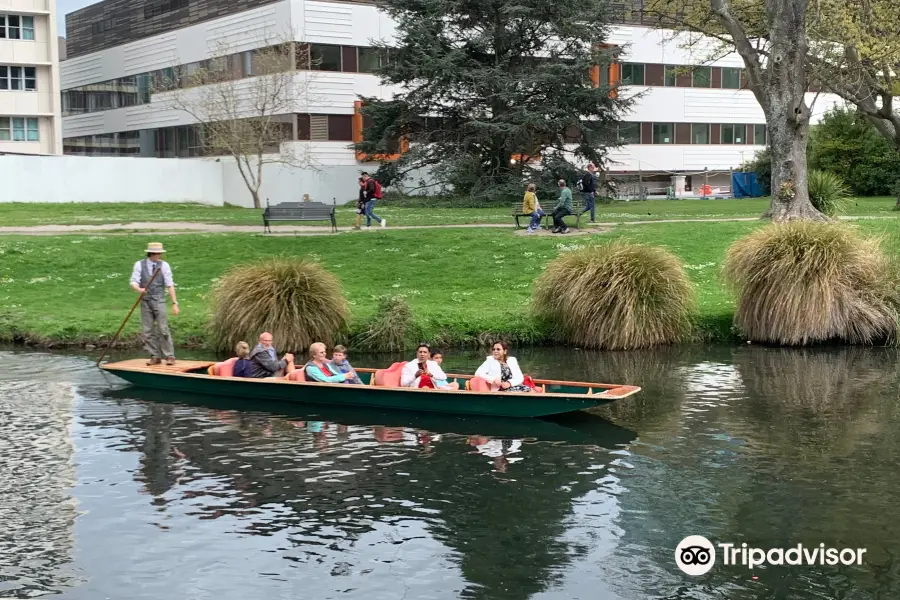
[1,314,739,353]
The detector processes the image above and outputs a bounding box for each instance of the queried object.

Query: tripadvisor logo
[675,536,867,576]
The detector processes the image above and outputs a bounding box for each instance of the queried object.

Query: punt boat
[100,359,642,418]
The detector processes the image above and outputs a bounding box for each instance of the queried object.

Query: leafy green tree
[808,108,900,198]
[356,0,632,202]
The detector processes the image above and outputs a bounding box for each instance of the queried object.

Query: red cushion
[286,369,307,382]
[469,377,490,392]
[214,357,238,377]
[374,362,405,387]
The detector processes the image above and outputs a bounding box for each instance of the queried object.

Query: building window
[91,18,115,35]
[621,63,645,85]
[358,47,382,73]
[721,123,745,144]
[143,0,190,20]
[652,123,674,144]
[619,122,641,144]
[692,66,711,88]
[722,67,741,89]
[310,44,342,71]
[754,124,767,145]
[691,123,710,144]
[328,115,353,141]
[0,66,37,91]
[1,15,36,40]
[664,65,677,86]
[2,117,39,141]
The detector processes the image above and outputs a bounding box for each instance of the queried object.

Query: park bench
[512,198,585,230]
[262,200,337,233]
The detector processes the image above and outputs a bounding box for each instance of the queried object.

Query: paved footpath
[0,215,893,236]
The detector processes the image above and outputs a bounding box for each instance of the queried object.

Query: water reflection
[2,347,900,599]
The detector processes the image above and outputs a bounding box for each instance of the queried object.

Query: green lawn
[3,218,899,349]
[1,197,897,228]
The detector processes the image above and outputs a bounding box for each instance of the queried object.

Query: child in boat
[430,350,460,390]
[329,345,362,384]
[232,341,253,378]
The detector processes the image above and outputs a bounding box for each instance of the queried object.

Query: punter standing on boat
[130,242,179,366]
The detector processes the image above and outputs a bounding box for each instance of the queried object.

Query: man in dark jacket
[579,163,598,223]
[249,332,295,378]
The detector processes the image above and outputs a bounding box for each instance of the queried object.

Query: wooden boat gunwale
[100,359,641,400]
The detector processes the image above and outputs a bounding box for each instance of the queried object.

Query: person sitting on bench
[551,179,573,234]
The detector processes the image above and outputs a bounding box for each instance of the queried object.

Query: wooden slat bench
[262,201,337,233]
[512,199,585,230]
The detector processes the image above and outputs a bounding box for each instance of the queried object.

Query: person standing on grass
[580,163,598,223]
[354,177,366,230]
[361,172,387,228]
[551,179,573,234]
[130,242,179,366]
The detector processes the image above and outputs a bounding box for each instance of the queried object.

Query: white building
[59,0,844,197]
[0,0,63,155]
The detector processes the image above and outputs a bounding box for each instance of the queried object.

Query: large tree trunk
[762,105,825,221]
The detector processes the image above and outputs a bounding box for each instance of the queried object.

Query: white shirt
[401,359,447,388]
[474,356,524,389]
[130,259,174,288]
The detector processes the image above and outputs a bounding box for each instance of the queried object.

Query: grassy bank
[1,197,897,228]
[2,219,898,350]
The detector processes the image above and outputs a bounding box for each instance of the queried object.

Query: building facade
[59,0,843,195]
[0,0,62,155]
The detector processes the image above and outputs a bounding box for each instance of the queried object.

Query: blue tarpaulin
[732,172,763,198]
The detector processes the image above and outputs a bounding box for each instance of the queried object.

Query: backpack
[372,179,383,199]
[579,172,592,192]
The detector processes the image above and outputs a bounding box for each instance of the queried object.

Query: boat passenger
[249,332,295,378]
[401,344,448,388]
[305,342,353,383]
[232,341,253,378]
[430,350,460,390]
[474,341,534,392]
[329,345,362,384]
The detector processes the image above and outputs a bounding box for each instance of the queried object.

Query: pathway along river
[2,345,899,599]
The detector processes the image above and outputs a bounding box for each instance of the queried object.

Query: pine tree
[356,0,632,202]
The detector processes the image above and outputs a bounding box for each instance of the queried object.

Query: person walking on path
[362,172,387,228]
[551,179,574,234]
[354,177,366,230]
[579,163,598,222]
[130,242,179,366]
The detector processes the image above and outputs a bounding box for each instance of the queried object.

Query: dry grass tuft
[352,295,420,352]
[208,257,348,353]
[531,241,696,350]
[722,222,900,346]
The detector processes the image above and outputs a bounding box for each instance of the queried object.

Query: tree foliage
[357,0,632,202]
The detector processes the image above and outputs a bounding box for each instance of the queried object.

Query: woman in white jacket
[474,341,534,393]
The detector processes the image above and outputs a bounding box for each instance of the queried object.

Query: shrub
[352,295,421,352]
[744,149,771,195]
[531,241,696,350]
[808,169,851,216]
[722,222,900,346]
[208,257,348,353]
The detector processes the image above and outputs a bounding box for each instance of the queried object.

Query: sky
[57,0,100,37]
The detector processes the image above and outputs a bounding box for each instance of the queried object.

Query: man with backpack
[361,172,386,228]
[576,163,598,223]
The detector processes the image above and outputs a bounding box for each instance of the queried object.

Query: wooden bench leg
[331,215,337,233]
[514,215,521,229]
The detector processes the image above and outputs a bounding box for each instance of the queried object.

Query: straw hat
[145,242,167,254]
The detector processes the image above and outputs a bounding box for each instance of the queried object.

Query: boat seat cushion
[286,369,307,382]
[212,357,238,377]
[374,362,405,387]
[469,377,491,392]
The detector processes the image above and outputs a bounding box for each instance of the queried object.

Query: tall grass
[352,295,421,352]
[531,241,696,350]
[808,170,851,216]
[208,257,348,353]
[722,222,900,346]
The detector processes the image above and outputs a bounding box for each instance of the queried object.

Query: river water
[1,345,899,599]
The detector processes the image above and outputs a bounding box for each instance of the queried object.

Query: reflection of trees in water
[120,405,624,600]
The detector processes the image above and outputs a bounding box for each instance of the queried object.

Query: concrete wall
[0,154,224,204]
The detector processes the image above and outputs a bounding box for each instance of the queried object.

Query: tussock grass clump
[208,257,348,353]
[722,222,900,346]
[808,170,851,216]
[531,241,696,350]
[352,295,421,352]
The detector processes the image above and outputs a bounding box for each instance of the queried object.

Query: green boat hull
[105,369,615,418]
